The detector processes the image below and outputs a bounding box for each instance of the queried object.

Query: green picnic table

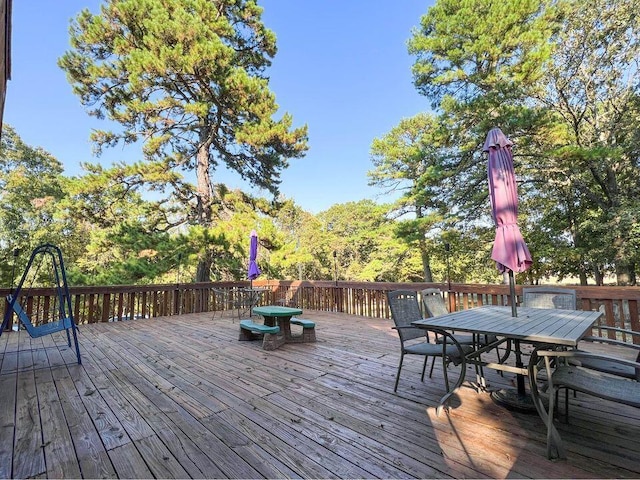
[240,305,316,350]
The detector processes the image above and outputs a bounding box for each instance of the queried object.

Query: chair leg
[474,356,486,389]
[472,334,488,388]
[553,388,570,421]
[394,352,404,392]
[547,385,556,459]
[442,356,450,392]
[495,345,504,376]
[429,356,436,378]
[421,356,428,381]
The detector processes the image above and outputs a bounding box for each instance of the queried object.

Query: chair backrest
[421,288,449,317]
[212,288,229,307]
[522,287,577,310]
[387,290,424,342]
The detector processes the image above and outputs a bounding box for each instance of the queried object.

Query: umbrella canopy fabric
[248,230,261,280]
[484,127,532,274]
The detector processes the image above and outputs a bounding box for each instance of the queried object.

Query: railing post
[173,284,180,316]
[448,291,457,312]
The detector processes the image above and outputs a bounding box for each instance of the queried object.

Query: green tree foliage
[405,0,640,285]
[63,162,183,285]
[6,0,640,288]
[0,125,494,287]
[317,201,406,282]
[409,0,554,108]
[59,0,308,281]
[0,126,80,286]
[205,186,277,282]
[369,113,452,281]
[533,0,640,284]
[265,199,332,281]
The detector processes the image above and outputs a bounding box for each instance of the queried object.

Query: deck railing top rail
[2,280,638,341]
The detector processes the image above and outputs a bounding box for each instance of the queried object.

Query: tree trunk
[195,141,214,282]
[196,250,213,283]
[418,237,433,282]
[592,264,603,286]
[615,262,633,286]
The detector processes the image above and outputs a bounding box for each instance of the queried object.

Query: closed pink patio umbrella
[484,127,532,316]
[248,229,261,285]
[485,127,535,411]
[246,229,261,317]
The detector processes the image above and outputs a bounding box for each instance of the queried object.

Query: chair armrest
[588,325,639,340]
[583,326,640,351]
[582,336,640,351]
[590,325,639,335]
[536,349,640,371]
[394,319,432,331]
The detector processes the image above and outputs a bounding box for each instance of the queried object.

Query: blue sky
[4,1,432,213]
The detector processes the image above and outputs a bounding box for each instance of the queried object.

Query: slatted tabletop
[412,306,603,346]
[252,305,303,317]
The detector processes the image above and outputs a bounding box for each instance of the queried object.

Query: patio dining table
[411,306,603,447]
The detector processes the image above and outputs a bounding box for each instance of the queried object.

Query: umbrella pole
[508,269,517,317]
[249,279,253,317]
[492,268,538,412]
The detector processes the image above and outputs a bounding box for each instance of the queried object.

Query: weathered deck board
[0,369,17,479]
[14,366,45,479]
[0,309,639,479]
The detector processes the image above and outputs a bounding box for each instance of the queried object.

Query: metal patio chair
[421,288,502,381]
[387,289,471,393]
[530,347,640,459]
[421,288,499,348]
[211,288,230,319]
[232,287,264,321]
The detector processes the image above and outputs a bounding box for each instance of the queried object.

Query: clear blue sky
[4,0,432,213]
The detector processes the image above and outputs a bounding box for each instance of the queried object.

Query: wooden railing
[2,280,639,342]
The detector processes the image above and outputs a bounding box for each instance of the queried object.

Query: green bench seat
[240,319,280,335]
[290,318,315,329]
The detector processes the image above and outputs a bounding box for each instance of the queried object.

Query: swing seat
[8,297,74,338]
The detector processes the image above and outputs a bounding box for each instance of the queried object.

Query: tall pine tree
[59,0,308,281]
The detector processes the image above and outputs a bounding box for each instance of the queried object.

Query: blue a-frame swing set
[1,244,81,364]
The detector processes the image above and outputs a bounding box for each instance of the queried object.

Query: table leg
[260,315,286,350]
[280,316,293,341]
[515,340,527,396]
[263,315,294,340]
[263,315,276,327]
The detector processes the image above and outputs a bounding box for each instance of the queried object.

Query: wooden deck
[1,310,639,479]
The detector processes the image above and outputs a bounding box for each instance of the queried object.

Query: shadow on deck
[1,310,639,478]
